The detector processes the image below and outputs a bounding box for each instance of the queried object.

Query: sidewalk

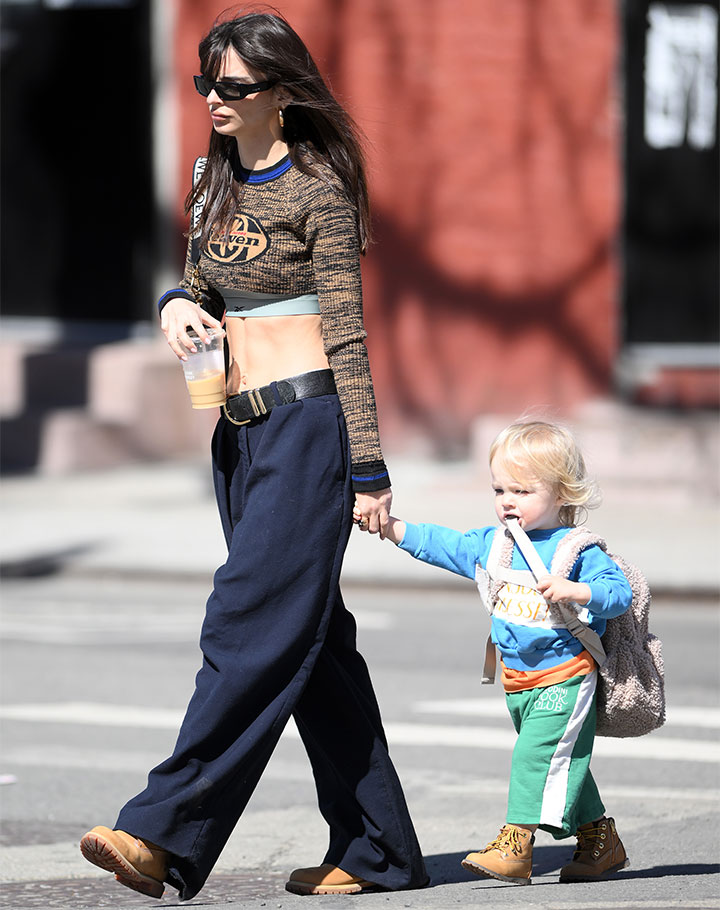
[1,453,718,595]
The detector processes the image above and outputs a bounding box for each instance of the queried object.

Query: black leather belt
[222,369,336,426]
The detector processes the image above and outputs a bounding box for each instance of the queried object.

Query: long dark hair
[186,9,371,251]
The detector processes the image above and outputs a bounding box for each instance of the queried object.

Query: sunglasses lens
[215,82,249,101]
[194,75,211,97]
[194,77,273,101]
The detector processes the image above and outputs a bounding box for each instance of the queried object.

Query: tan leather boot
[559,816,629,882]
[285,863,377,895]
[461,824,534,885]
[80,826,167,898]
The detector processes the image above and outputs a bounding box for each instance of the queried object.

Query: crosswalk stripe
[2,745,717,804]
[380,722,719,762]
[1,702,717,763]
[413,698,720,729]
[0,610,391,643]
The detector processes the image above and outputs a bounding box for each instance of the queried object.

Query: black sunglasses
[193,75,276,101]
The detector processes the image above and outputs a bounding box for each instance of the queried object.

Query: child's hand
[537,575,591,606]
[353,501,405,545]
[353,489,392,538]
[353,502,369,531]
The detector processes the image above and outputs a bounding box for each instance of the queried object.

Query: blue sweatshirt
[398,523,632,671]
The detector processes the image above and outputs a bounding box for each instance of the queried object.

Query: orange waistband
[502,650,595,692]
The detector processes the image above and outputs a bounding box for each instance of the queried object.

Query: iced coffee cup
[179,328,226,409]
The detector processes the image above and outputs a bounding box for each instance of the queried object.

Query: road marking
[0,702,183,728]
[414,698,720,729]
[415,699,510,718]
[3,746,717,805]
[1,702,718,763]
[426,776,719,803]
[381,722,719,762]
[0,611,391,643]
[0,620,201,645]
[0,746,315,783]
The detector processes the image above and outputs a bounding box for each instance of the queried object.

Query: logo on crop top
[206,213,269,263]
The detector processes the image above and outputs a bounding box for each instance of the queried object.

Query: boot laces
[483,825,525,856]
[574,819,610,859]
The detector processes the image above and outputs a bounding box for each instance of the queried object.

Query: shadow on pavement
[614,863,720,879]
[423,847,572,885]
[0,543,96,579]
[421,847,720,886]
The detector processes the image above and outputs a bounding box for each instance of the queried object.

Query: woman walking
[80,10,427,901]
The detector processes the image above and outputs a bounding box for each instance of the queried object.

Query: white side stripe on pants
[539,670,598,828]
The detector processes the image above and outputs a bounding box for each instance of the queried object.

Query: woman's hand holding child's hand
[537,575,592,606]
[353,489,392,538]
[353,499,405,545]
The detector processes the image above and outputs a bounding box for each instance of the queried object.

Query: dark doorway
[623,0,719,345]
[1,0,153,326]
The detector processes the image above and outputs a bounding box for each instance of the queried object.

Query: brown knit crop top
[161,156,389,492]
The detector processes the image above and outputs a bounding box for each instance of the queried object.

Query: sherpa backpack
[476,519,665,738]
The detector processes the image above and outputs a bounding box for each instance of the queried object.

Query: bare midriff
[225,314,330,393]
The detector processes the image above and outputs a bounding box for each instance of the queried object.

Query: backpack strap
[475,528,508,614]
[504,518,548,579]
[549,525,608,576]
[190,156,208,270]
[481,634,497,686]
[476,528,512,685]
[186,156,226,323]
[191,156,207,232]
[505,520,607,667]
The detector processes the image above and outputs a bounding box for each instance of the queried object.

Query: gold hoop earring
[278,108,285,128]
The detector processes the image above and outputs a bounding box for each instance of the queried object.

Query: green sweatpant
[505,671,605,839]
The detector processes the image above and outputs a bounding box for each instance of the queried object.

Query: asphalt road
[1,574,718,910]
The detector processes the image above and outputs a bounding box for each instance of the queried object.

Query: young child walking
[354,420,632,885]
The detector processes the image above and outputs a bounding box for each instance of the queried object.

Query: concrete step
[0,337,216,473]
[1,336,718,493]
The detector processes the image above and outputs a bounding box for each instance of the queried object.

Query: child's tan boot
[559,816,629,882]
[461,824,534,885]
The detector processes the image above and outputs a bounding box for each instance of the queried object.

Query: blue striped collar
[237,155,292,184]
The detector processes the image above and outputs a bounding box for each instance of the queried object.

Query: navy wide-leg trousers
[116,393,427,900]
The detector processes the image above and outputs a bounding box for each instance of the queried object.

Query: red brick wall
[174,0,621,448]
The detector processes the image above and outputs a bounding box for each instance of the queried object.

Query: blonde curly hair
[489,421,600,527]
